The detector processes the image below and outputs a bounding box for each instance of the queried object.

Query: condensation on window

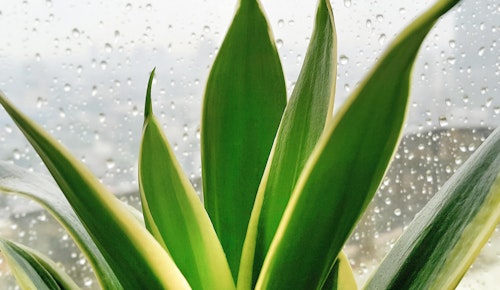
[0,0,498,289]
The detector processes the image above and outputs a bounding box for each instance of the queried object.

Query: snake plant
[1,0,499,289]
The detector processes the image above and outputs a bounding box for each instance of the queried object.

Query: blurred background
[0,0,498,288]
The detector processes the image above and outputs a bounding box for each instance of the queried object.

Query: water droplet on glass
[84,277,93,287]
[484,97,492,107]
[36,97,44,108]
[477,47,485,56]
[344,83,350,92]
[376,14,384,22]
[394,208,401,216]
[72,28,80,38]
[378,34,386,45]
[438,116,448,127]
[63,83,71,92]
[59,108,66,118]
[277,19,284,28]
[35,53,41,61]
[132,105,139,116]
[12,149,21,160]
[105,43,113,53]
[343,0,351,7]
[339,55,349,65]
[365,19,372,29]
[449,40,456,48]
[276,39,283,49]
[106,159,115,169]
[99,113,106,123]
[447,57,456,65]
[100,60,107,70]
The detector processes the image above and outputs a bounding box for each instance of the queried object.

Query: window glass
[0,0,498,288]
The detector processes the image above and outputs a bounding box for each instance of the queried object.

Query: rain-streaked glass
[0,0,498,288]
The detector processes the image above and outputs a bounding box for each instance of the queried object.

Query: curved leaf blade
[0,91,190,290]
[0,161,122,289]
[320,252,357,290]
[255,0,461,289]
[201,0,287,279]
[139,70,235,290]
[237,0,337,287]
[0,238,81,290]
[365,127,500,290]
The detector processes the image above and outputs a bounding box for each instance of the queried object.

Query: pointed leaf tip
[144,68,155,120]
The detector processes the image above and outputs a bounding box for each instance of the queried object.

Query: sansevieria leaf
[0,238,81,290]
[139,69,235,290]
[255,0,461,289]
[0,161,122,289]
[201,0,286,279]
[238,0,336,287]
[365,127,500,289]
[320,252,357,290]
[0,91,190,290]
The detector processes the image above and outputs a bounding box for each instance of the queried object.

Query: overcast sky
[0,0,497,188]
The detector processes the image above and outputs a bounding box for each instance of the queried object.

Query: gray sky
[0,0,497,189]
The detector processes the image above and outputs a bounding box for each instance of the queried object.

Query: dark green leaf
[201,0,286,279]
[255,0,460,289]
[320,252,357,290]
[238,0,337,287]
[365,127,500,290]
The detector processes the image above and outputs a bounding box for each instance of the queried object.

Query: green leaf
[139,69,235,290]
[201,0,286,279]
[237,0,336,287]
[0,238,81,290]
[365,127,500,290]
[254,0,461,289]
[0,91,190,290]
[0,161,122,289]
[320,252,357,290]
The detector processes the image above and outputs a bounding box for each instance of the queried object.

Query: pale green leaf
[0,161,122,289]
[238,0,336,287]
[201,0,287,279]
[0,238,81,290]
[255,0,460,289]
[320,252,357,290]
[365,127,500,290]
[0,91,190,290]
[139,69,235,290]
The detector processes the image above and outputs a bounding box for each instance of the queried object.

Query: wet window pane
[0,1,498,289]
